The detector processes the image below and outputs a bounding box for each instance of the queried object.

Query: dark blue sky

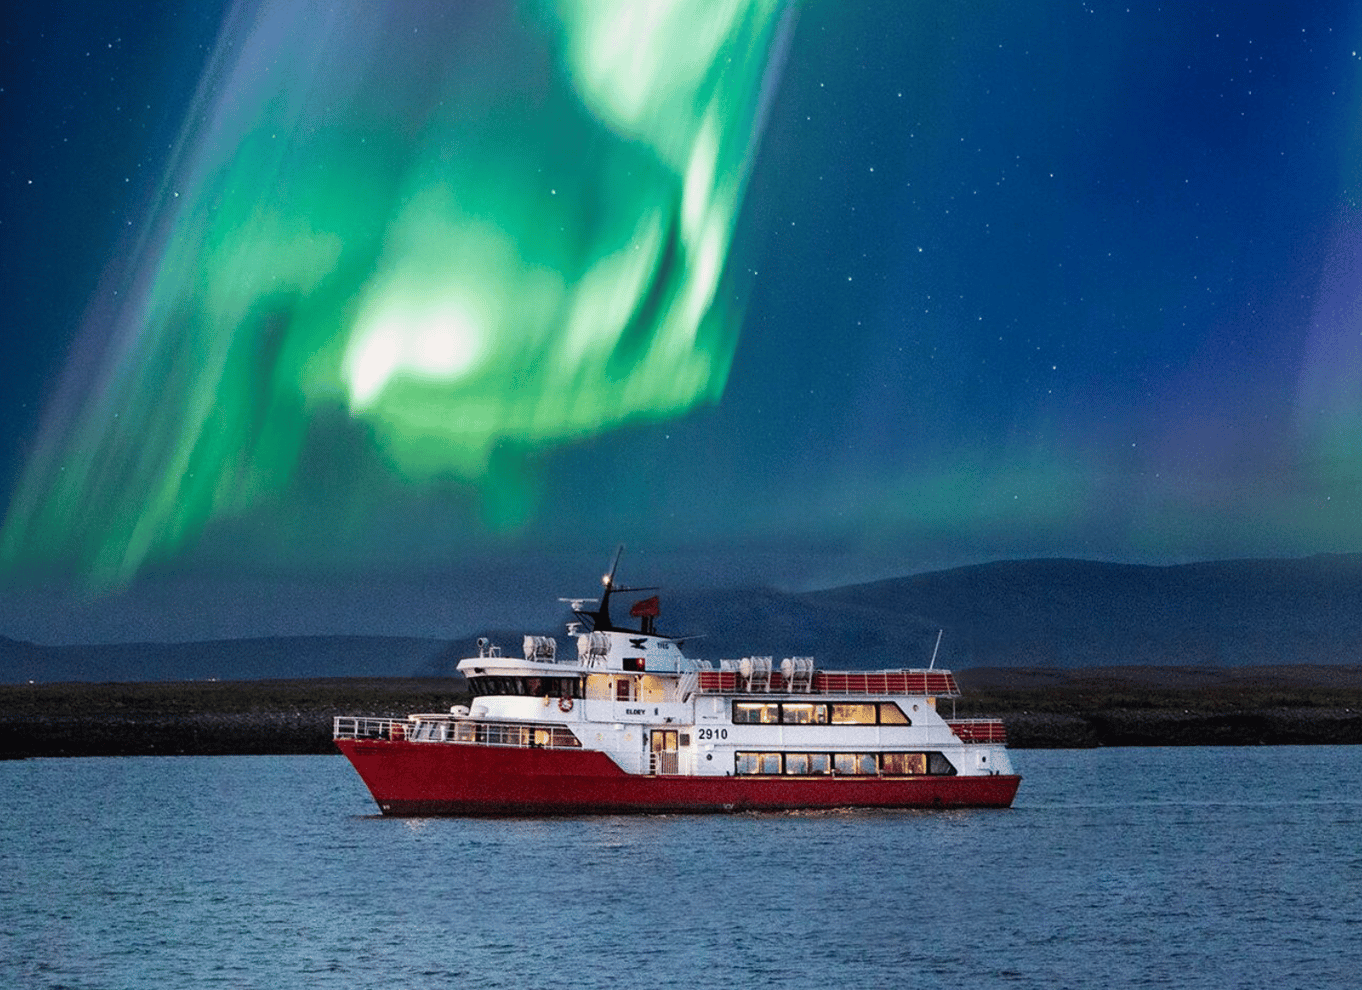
[4,2,1362,643]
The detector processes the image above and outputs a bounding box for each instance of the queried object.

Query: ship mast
[571,545,660,635]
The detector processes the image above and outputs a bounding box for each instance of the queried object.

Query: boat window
[780,703,828,725]
[615,678,633,702]
[878,703,910,725]
[732,702,780,724]
[466,676,583,699]
[735,751,952,776]
[734,752,783,775]
[928,752,957,776]
[772,752,834,775]
[881,752,927,775]
[834,753,877,775]
[830,704,878,725]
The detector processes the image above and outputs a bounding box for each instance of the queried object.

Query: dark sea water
[3,747,1360,989]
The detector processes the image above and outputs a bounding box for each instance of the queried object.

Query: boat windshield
[466,675,583,698]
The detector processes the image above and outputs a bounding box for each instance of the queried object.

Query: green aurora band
[2,0,792,587]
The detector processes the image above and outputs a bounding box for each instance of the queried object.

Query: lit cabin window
[834,753,877,775]
[734,752,783,775]
[732,702,780,724]
[734,751,952,776]
[878,703,910,725]
[881,752,927,775]
[780,703,828,725]
[830,704,878,725]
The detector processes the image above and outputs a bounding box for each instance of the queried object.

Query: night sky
[4,1,1362,644]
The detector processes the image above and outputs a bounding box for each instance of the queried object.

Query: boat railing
[946,718,1008,744]
[647,751,681,775]
[334,716,405,741]
[696,667,961,698]
[334,715,582,749]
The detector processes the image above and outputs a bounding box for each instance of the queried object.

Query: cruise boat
[334,557,1021,814]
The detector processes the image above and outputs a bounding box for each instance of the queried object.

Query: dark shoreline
[0,679,462,759]
[4,668,1362,758]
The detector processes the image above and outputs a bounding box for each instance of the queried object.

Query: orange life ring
[558,696,574,713]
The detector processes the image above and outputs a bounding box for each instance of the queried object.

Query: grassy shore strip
[3,668,1362,757]
[951,665,1362,748]
[0,679,469,759]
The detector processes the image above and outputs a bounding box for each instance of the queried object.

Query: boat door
[650,729,679,775]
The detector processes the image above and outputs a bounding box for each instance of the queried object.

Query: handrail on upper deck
[945,718,1008,744]
[695,668,961,697]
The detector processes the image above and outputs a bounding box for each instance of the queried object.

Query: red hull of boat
[336,739,1021,815]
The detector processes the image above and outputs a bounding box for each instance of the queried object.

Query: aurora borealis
[1,0,790,587]
[5,2,1362,642]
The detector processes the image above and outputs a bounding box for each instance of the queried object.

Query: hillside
[4,553,1362,683]
[665,553,1362,669]
[0,634,470,684]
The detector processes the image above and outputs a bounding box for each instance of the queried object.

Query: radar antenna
[568,546,660,634]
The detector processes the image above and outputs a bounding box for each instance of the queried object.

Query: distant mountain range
[667,553,1362,670]
[4,554,1362,682]
[0,634,469,684]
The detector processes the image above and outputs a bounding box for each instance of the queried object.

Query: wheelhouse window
[467,676,583,699]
